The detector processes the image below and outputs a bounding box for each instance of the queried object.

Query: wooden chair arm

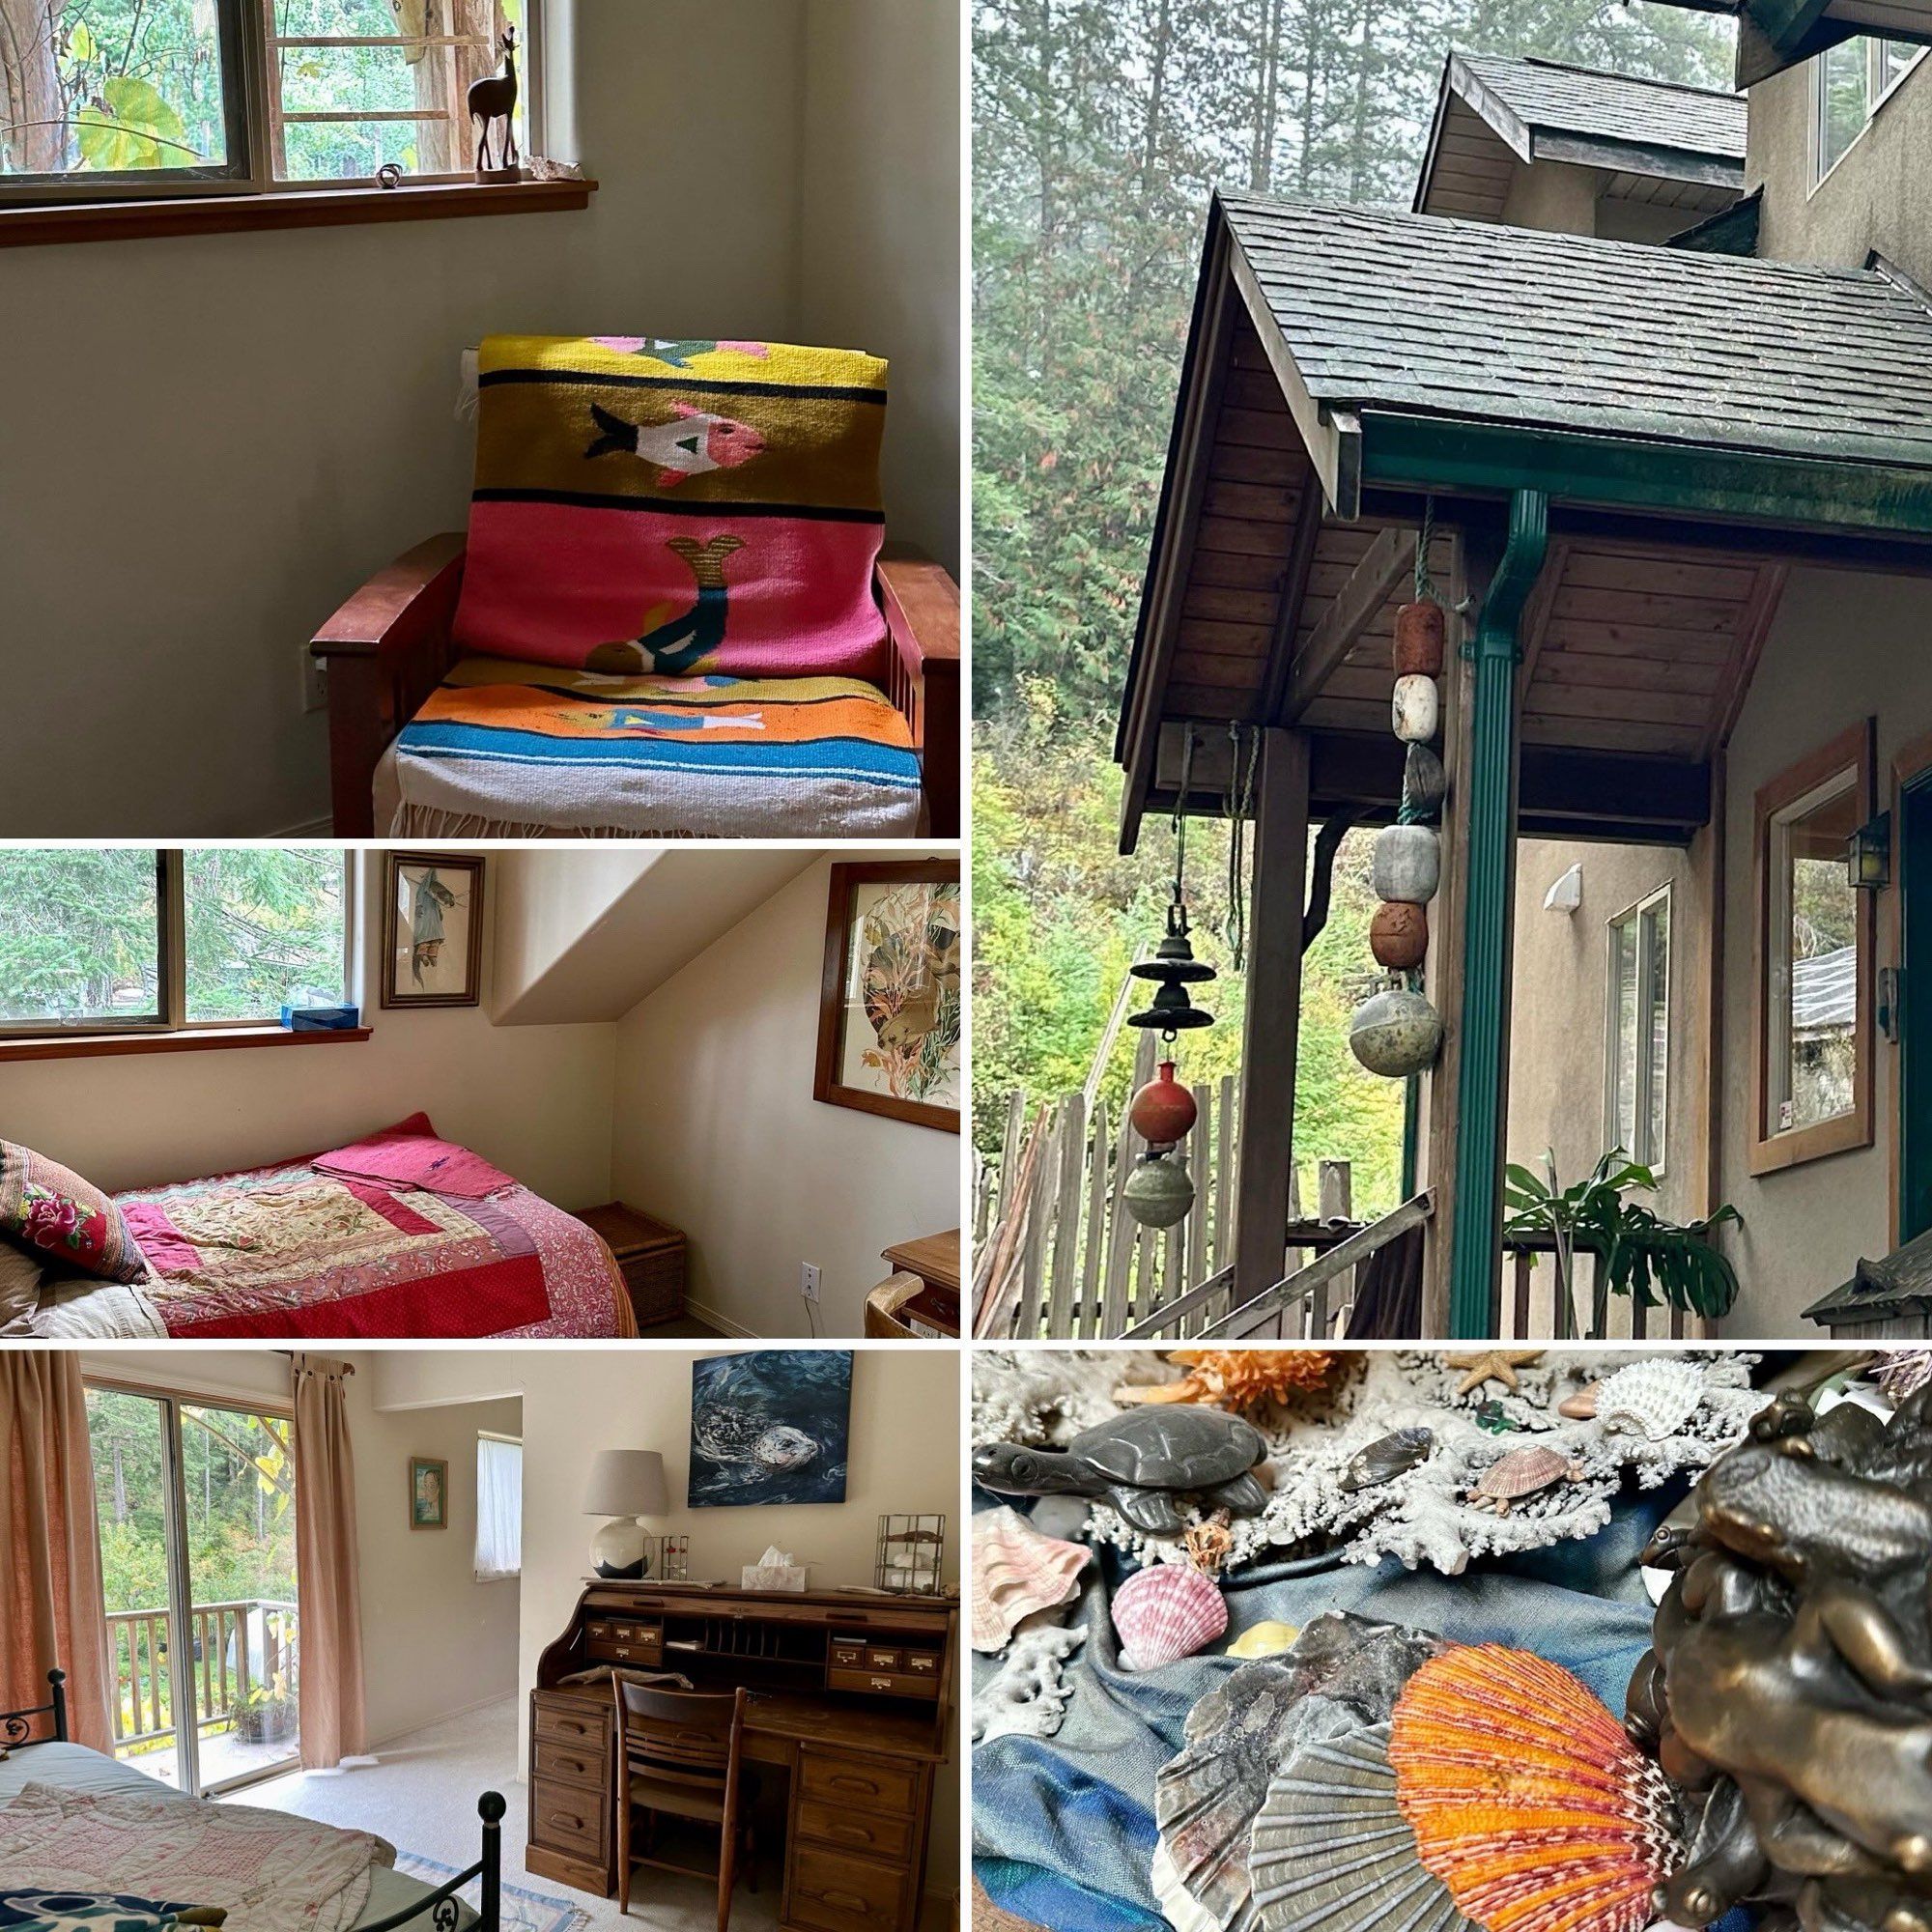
[876,546,960,838]
[311,534,466,836]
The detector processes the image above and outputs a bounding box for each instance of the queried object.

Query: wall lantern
[1848,810,1891,891]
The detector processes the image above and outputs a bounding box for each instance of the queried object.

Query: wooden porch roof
[1117,193,1932,852]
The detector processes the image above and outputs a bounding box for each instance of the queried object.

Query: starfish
[1447,1349,1543,1396]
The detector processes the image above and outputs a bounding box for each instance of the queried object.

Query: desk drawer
[787,1845,907,1932]
[586,1633,663,1667]
[530,1777,606,1861]
[829,1666,940,1702]
[796,1799,914,1863]
[533,1702,610,1754]
[799,1747,919,1817]
[535,1738,606,1789]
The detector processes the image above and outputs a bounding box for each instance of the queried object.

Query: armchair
[310,538,960,838]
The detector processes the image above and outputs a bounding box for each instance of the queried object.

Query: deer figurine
[468,24,520,175]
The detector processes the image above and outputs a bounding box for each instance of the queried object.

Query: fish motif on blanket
[584,403,766,487]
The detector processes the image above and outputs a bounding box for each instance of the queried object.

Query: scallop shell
[1341,1427,1435,1494]
[1468,1445,1577,1503]
[1250,1722,1474,1932]
[1113,1563,1227,1670]
[1389,1645,1681,1932]
[1875,1349,1932,1404]
[1594,1358,1705,1441]
[1227,1620,1301,1660]
[970,1505,1090,1653]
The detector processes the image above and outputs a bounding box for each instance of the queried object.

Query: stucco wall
[1495,156,1695,242]
[1747,49,1932,279]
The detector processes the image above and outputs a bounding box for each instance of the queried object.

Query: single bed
[0,1672,497,1931]
[22,1119,637,1343]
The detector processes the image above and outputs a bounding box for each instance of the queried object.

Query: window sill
[0,1025,372,1063]
[0,176,594,249]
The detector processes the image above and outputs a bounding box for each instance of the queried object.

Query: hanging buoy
[1130,1061,1198,1147]
[1350,984,1444,1078]
[1392,675,1439,744]
[1370,901,1429,971]
[1402,742,1446,820]
[1124,1151,1195,1229]
[1394,599,1445,677]
[1372,823,1440,905]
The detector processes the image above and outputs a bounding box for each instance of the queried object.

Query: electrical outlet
[300,646,329,715]
[800,1263,821,1303]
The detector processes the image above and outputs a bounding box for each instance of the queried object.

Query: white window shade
[475,1435,523,1581]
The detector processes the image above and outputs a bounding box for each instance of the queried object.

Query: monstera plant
[1503,1151,1742,1332]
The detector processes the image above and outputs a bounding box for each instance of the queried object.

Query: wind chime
[1350,508,1448,1078]
[1124,736,1215,1229]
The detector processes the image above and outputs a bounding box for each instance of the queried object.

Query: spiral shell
[1875,1349,1932,1405]
[970,1505,1090,1653]
[1389,1645,1681,1932]
[1113,1563,1228,1670]
[1594,1358,1705,1442]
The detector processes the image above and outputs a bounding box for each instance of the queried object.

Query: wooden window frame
[0,847,357,1049]
[1605,883,1672,1177]
[1748,720,1876,1177]
[0,0,556,225]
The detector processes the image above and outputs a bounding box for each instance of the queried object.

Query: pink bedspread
[115,1151,632,1341]
[312,1111,519,1198]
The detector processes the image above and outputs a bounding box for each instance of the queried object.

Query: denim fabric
[970,1476,1749,1931]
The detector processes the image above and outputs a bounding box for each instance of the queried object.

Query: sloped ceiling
[489,849,819,1027]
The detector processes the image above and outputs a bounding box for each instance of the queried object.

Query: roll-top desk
[526,1580,956,1932]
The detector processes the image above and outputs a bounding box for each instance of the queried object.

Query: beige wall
[609,854,961,1338]
[367,1345,962,1895]
[1747,49,1932,279]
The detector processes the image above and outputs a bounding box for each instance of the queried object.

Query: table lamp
[582,1449,668,1578]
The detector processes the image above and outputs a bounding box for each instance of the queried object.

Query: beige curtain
[292,1355,366,1770]
[0,1350,114,1751]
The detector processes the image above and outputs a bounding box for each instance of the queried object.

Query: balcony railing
[105,1598,298,1756]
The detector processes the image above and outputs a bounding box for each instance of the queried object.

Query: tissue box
[742,1562,809,1592]
[280,1003,360,1032]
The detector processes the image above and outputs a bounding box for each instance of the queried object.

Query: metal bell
[1128,902,1216,1033]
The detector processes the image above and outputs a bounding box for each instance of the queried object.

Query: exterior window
[1606,887,1670,1172]
[0,848,351,1037]
[474,1434,523,1582]
[1751,724,1875,1175]
[1,0,534,201]
[1814,36,1925,182]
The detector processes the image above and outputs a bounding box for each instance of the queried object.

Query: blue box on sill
[280,1003,360,1032]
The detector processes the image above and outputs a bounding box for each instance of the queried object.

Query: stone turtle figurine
[973,1406,1268,1536]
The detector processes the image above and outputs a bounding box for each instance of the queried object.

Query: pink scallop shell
[971,1506,1091,1653]
[1112,1563,1228,1671]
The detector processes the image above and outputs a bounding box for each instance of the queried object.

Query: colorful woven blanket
[450,335,891,679]
[390,656,922,838]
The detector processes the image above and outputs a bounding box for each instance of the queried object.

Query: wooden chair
[310,537,960,838]
[611,1678,754,1931]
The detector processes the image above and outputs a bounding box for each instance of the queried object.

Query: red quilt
[115,1153,631,1341]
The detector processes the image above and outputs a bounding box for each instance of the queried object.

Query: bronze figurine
[469,25,520,176]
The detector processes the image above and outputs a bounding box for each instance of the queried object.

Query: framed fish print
[689,1350,853,1507]
[383,854,485,1009]
[813,862,961,1133]
[409,1456,448,1531]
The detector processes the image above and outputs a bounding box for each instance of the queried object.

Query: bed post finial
[47,1667,67,1743]
[478,1792,504,1928]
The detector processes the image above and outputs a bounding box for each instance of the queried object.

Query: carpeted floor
[229,1696,951,1932]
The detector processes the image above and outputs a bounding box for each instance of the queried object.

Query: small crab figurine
[1465,1444,1583,1517]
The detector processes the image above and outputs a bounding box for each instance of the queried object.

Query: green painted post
[1447,489,1548,1340]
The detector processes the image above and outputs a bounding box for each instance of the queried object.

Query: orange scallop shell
[1388,1645,1679,1932]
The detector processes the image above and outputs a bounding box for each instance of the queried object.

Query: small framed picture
[384,854,485,1009]
[813,862,961,1134]
[410,1456,448,1530]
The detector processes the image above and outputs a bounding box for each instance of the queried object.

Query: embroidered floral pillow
[0,1141,146,1285]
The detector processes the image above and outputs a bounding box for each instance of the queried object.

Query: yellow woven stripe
[479,334,888,392]
[441,659,894,705]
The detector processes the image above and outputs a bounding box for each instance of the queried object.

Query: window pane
[1608,915,1637,1155]
[475,1436,523,1581]
[1643,896,1669,1169]
[0,850,161,1026]
[184,850,347,1023]
[1818,39,1869,174]
[2,0,230,180]
[1772,770,1860,1135]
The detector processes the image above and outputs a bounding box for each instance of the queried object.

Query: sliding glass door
[85,1385,299,1795]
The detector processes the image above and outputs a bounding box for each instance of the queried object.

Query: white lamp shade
[583,1449,668,1520]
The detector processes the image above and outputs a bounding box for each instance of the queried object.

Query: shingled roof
[1456,53,1746,164]
[1224,194,1932,471]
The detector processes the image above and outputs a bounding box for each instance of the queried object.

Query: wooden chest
[578,1202,686,1329]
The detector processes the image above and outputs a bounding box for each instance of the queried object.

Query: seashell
[1124,1151,1195,1229]
[1117,1349,1335,1411]
[1370,900,1428,971]
[1390,1645,1682,1932]
[1557,1381,1600,1421]
[970,1505,1090,1653]
[1372,824,1440,906]
[1874,1349,1932,1404]
[1402,743,1446,819]
[1594,1358,1706,1442]
[1250,1721,1473,1932]
[1394,599,1446,678]
[1227,1621,1300,1660]
[1341,1427,1434,1494]
[1350,987,1444,1079]
[1113,1563,1227,1670]
[1464,1445,1580,1516]
[1393,674,1438,744]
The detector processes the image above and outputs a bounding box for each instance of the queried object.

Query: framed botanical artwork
[383,854,485,1009]
[689,1350,852,1507]
[813,862,961,1133]
[409,1456,448,1531]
